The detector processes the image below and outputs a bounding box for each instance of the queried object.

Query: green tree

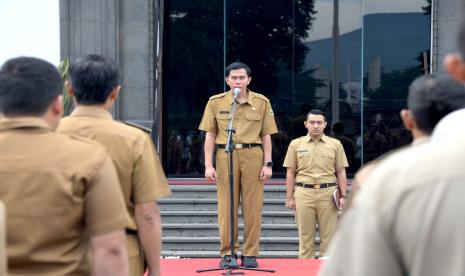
[57,58,73,115]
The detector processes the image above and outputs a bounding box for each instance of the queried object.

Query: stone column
[432,0,465,72]
[59,0,158,135]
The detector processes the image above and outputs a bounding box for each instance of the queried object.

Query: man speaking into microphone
[199,62,278,268]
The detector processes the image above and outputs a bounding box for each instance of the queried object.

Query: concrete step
[163,223,298,237]
[162,250,301,258]
[161,210,295,224]
[162,236,316,251]
[158,198,288,211]
[168,184,287,199]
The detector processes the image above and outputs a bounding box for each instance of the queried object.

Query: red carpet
[161,258,322,276]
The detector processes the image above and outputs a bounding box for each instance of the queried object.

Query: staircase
[159,183,321,258]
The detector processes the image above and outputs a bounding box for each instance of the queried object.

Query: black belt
[126,229,138,236]
[296,182,336,189]
[217,143,261,149]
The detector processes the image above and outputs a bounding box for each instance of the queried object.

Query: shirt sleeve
[260,100,278,136]
[198,100,217,133]
[132,134,172,203]
[283,140,297,169]
[335,140,349,169]
[85,156,132,237]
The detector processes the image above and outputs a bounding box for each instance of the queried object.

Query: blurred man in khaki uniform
[58,55,171,276]
[199,62,278,268]
[283,109,348,259]
[0,57,130,275]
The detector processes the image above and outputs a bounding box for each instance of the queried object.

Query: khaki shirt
[198,90,278,144]
[0,117,130,276]
[283,135,348,183]
[320,136,465,276]
[58,106,171,231]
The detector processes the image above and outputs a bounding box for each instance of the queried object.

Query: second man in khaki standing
[58,55,171,276]
[283,109,348,259]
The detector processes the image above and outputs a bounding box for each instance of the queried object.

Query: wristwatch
[265,161,273,168]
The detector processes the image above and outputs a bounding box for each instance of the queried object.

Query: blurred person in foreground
[319,73,465,276]
[58,54,171,276]
[0,57,130,276]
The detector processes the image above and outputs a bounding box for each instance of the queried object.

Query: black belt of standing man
[126,229,138,236]
[296,182,336,189]
[217,143,261,149]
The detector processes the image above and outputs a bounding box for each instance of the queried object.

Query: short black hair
[69,54,120,105]
[408,73,465,134]
[0,57,62,116]
[225,62,251,77]
[307,109,327,121]
[332,122,345,134]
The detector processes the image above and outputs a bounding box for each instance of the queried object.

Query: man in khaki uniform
[283,109,348,259]
[0,57,130,275]
[199,62,278,268]
[57,54,171,276]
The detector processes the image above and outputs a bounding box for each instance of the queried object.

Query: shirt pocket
[321,152,335,169]
[216,112,230,131]
[245,112,261,121]
[296,149,310,168]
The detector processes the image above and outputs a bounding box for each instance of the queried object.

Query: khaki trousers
[294,186,338,258]
[216,146,264,257]
[127,234,145,276]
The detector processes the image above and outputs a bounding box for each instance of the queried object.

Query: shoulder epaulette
[209,92,228,101]
[252,92,270,103]
[123,121,152,134]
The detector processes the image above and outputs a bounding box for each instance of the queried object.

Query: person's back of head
[69,54,120,105]
[0,57,62,117]
[332,122,345,135]
[406,73,465,135]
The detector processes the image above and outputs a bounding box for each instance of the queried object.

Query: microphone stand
[197,91,275,275]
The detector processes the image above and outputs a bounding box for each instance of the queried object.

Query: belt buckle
[313,184,320,189]
[235,144,243,149]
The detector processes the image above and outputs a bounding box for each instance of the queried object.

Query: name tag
[219,111,229,114]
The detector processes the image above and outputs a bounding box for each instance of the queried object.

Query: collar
[306,134,328,143]
[70,106,113,120]
[228,89,254,105]
[412,136,430,146]
[0,117,52,132]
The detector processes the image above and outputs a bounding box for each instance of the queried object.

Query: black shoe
[219,255,231,268]
[241,256,258,268]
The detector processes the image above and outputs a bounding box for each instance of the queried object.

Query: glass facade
[162,0,431,177]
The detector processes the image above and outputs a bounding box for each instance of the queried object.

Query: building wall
[433,0,465,72]
[59,0,155,128]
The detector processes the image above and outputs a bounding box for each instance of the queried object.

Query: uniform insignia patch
[123,121,152,134]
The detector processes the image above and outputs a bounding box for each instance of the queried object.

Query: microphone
[233,87,241,99]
